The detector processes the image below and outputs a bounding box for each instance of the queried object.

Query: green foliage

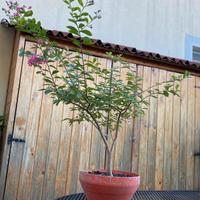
[64,0,100,46]
[3,0,190,174]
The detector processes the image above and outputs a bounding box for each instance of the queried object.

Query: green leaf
[183,70,190,78]
[79,17,89,23]
[19,48,25,57]
[78,0,83,6]
[175,84,179,90]
[45,88,52,95]
[44,78,53,84]
[72,7,81,12]
[79,23,85,29]
[81,29,92,36]
[52,70,59,75]
[24,10,33,17]
[163,90,169,97]
[81,12,89,16]
[83,37,93,45]
[67,26,79,35]
[72,39,81,47]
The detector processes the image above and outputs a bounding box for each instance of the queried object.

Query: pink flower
[36,39,45,45]
[13,12,20,17]
[16,6,24,13]
[3,1,32,23]
[28,54,48,67]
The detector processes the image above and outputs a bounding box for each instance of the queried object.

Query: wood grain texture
[131,65,143,173]
[17,49,43,200]
[123,64,137,172]
[31,78,53,200]
[65,118,81,194]
[113,60,128,170]
[155,69,167,190]
[194,76,200,190]
[138,66,151,190]
[186,76,195,190]
[146,67,159,190]
[179,77,188,189]
[4,42,35,200]
[54,105,73,198]
[89,57,108,171]
[171,73,181,190]
[76,55,93,193]
[41,103,64,200]
[0,33,25,200]
[163,71,174,190]
[2,37,200,199]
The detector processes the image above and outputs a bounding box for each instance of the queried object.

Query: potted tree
[3,0,189,199]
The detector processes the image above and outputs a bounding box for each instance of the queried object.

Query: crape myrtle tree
[3,0,189,176]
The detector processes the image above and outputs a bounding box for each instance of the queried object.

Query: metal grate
[57,191,200,200]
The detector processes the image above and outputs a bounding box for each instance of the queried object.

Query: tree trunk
[106,150,113,176]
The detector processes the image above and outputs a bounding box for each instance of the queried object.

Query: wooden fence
[0,36,200,200]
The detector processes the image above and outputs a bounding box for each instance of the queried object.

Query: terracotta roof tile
[1,19,200,73]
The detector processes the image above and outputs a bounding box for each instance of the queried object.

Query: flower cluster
[28,54,48,67]
[2,1,32,24]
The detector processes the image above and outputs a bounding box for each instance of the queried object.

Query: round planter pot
[79,170,140,200]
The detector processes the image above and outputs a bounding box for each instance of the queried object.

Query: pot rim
[80,170,140,179]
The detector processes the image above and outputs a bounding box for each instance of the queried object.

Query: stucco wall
[0,0,200,114]
[1,0,199,59]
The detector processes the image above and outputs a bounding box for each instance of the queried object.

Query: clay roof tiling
[1,19,200,73]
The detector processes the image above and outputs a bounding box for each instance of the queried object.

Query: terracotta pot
[79,170,140,200]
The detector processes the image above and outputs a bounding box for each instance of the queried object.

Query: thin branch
[69,0,89,98]
[138,79,180,96]
[72,102,110,150]
[106,61,114,140]
[110,111,122,152]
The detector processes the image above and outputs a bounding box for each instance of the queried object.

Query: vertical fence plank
[179,77,188,189]
[131,65,143,173]
[146,67,159,190]
[138,66,151,189]
[123,64,137,172]
[163,71,174,190]
[65,118,81,194]
[89,57,108,171]
[54,52,75,197]
[4,42,35,200]
[113,61,128,170]
[42,103,64,200]
[171,73,181,190]
[31,86,53,200]
[17,47,43,200]
[54,105,74,198]
[186,76,195,190]
[0,34,25,200]
[77,121,93,192]
[155,69,166,190]
[194,76,200,190]
[77,54,93,191]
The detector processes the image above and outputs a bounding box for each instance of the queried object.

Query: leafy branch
[3,0,190,176]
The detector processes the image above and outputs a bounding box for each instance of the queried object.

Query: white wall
[1,0,200,59]
[0,0,200,114]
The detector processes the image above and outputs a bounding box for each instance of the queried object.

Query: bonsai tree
[3,0,189,176]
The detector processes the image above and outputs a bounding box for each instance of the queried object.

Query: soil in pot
[79,170,140,200]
